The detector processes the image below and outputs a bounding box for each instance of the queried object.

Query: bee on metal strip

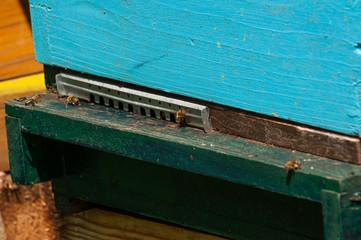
[176,109,187,126]
[25,94,42,109]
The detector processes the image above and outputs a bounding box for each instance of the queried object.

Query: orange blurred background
[0,0,45,171]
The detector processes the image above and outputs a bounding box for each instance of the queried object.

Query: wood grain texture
[0,0,43,81]
[0,0,27,28]
[29,0,361,135]
[60,208,227,240]
[210,107,361,164]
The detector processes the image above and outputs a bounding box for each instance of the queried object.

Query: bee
[25,94,42,108]
[176,109,187,126]
[285,158,301,173]
[65,96,80,106]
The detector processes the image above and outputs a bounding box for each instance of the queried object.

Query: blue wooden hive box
[30,0,361,136]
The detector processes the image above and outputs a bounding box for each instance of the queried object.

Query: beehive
[30,0,361,136]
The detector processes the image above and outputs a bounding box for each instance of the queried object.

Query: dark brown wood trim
[210,108,361,164]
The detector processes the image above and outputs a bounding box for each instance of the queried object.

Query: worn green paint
[322,190,361,240]
[5,116,28,184]
[322,190,343,240]
[5,117,62,184]
[5,93,361,239]
[6,116,65,184]
[6,93,361,201]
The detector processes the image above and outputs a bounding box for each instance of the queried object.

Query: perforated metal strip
[56,73,211,132]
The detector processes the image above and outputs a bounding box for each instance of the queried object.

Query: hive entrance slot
[56,73,211,132]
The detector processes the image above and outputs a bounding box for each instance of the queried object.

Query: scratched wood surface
[29,0,361,136]
[6,93,361,201]
[0,0,43,81]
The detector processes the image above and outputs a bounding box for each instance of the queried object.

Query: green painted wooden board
[6,93,361,199]
[5,92,361,239]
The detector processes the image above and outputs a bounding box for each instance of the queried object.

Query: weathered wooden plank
[60,208,227,240]
[322,190,343,240]
[6,93,361,201]
[29,0,361,135]
[210,107,361,164]
[322,190,361,240]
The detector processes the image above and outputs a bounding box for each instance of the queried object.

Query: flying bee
[25,94,42,108]
[176,109,187,126]
[285,158,301,173]
[65,96,80,106]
